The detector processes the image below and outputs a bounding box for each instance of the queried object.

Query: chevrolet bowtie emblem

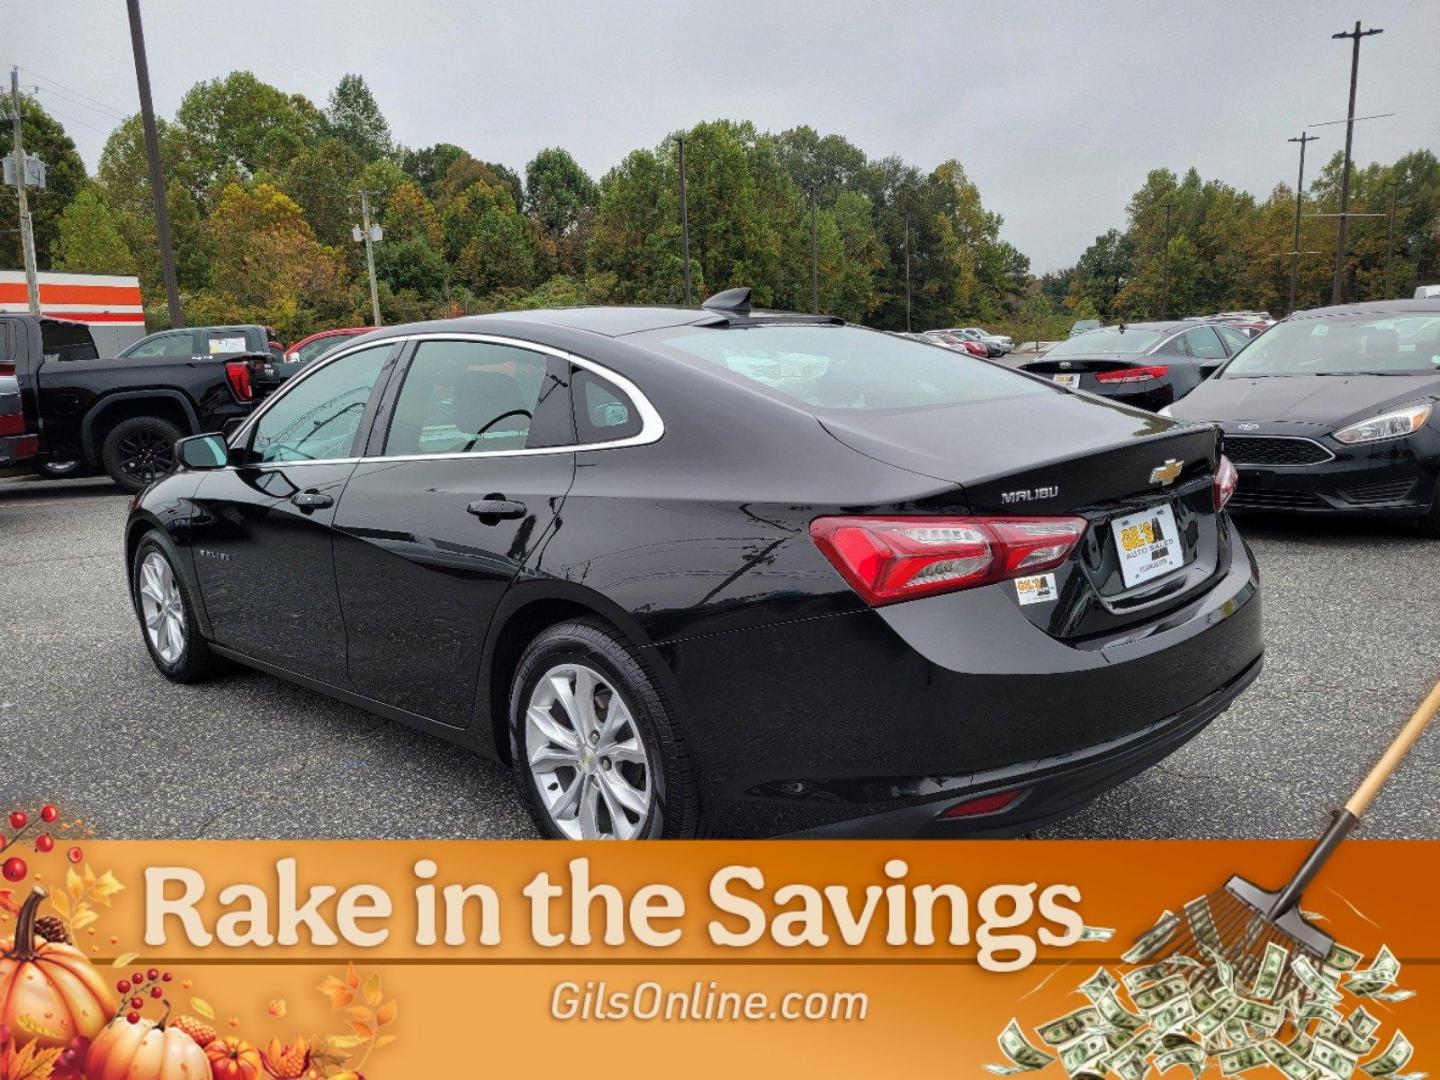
[1149,459,1183,486]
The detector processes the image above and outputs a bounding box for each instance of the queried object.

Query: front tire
[103,416,183,493]
[131,533,223,683]
[510,620,699,839]
[32,458,85,480]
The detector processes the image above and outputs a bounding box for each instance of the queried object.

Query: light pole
[808,185,819,314]
[1287,131,1318,312]
[355,190,382,327]
[125,0,183,327]
[1330,20,1384,304]
[902,217,912,332]
[677,136,692,306]
[1160,200,1173,319]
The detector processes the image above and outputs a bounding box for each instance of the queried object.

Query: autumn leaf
[375,1000,397,1027]
[111,952,138,968]
[346,1021,373,1040]
[323,1035,365,1053]
[14,1014,64,1041]
[70,907,98,932]
[317,976,354,1011]
[90,871,125,905]
[345,963,360,990]
[361,973,382,1007]
[374,1034,398,1050]
[2,1040,63,1080]
[344,1007,372,1024]
[191,998,216,1020]
[65,869,83,902]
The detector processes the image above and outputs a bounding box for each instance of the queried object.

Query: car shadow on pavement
[1230,512,1435,546]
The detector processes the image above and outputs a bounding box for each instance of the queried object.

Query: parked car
[285,327,371,366]
[1414,285,1440,300]
[1021,319,1249,411]
[923,330,988,358]
[122,324,291,398]
[951,327,1014,355]
[0,363,38,470]
[1070,319,1101,337]
[1164,299,1440,534]
[125,290,1261,840]
[2,314,258,491]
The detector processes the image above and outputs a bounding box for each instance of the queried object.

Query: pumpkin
[206,1036,264,1080]
[86,1011,210,1080]
[0,887,115,1050]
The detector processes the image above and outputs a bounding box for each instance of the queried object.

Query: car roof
[1087,321,1190,333]
[1288,298,1440,319]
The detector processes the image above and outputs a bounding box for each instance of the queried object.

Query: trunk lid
[819,393,1226,640]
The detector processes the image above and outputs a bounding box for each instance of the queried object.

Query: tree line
[2,69,1437,345]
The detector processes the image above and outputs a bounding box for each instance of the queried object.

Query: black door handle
[467,497,527,521]
[292,490,334,510]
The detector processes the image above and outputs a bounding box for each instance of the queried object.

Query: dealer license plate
[1110,503,1185,588]
[1052,373,1080,388]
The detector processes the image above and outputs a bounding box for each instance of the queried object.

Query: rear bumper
[1227,427,1440,517]
[653,517,1263,838]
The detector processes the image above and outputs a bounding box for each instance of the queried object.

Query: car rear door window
[1215,325,1250,353]
[126,331,193,359]
[244,344,392,464]
[1182,326,1227,360]
[382,340,553,456]
[574,370,642,443]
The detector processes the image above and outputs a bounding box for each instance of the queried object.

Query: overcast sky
[9,0,1439,272]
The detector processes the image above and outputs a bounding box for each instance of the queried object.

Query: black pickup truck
[2,315,258,492]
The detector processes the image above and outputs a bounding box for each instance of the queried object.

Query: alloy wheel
[524,663,653,839]
[138,551,186,665]
[116,429,174,482]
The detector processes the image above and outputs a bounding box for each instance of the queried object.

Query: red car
[284,327,371,365]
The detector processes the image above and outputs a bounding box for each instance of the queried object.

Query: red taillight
[224,360,253,402]
[1214,455,1237,511]
[1095,365,1168,384]
[941,789,1026,818]
[809,515,1088,606]
[964,342,987,357]
[0,361,14,377]
[0,412,23,436]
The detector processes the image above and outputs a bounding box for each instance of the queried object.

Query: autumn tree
[53,188,137,275]
[0,96,87,271]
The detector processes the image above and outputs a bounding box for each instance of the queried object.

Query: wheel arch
[82,391,199,464]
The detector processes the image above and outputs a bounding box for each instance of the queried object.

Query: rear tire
[510,619,700,839]
[32,458,85,480]
[131,532,225,683]
[102,416,182,493]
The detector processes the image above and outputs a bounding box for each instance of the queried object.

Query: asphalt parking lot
[2,473,1437,841]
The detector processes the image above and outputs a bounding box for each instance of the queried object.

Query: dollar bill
[1094,989,1147,1033]
[1219,1045,1269,1076]
[1361,1032,1413,1078]
[1193,997,1242,1039]
[1080,925,1116,942]
[1132,975,1189,1014]
[1203,944,1237,993]
[1123,911,1180,965]
[1325,943,1364,973]
[1078,967,1119,1003]
[1365,989,1415,1003]
[988,1019,1057,1075]
[1263,1038,1320,1080]
[1232,999,1284,1034]
[1251,941,1290,1001]
[1060,1033,1112,1076]
[1349,1007,1382,1039]
[1293,955,1345,1005]
[1037,1007,1104,1047]
[1288,1032,1315,1060]
[1345,946,1400,996]
[1123,963,1171,992]
[1320,1022,1379,1058]
[1150,994,1196,1034]
[1156,1044,1206,1078]
[1313,1037,1360,1080]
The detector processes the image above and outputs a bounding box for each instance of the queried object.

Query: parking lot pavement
[3,474,1437,841]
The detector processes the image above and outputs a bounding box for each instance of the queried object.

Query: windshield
[1222,314,1440,377]
[649,324,1048,411]
[1046,327,1165,356]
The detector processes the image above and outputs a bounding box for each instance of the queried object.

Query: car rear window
[648,325,1046,412]
[1046,328,1165,356]
[40,320,99,363]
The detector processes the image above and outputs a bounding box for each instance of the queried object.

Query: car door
[331,336,576,728]
[187,342,400,684]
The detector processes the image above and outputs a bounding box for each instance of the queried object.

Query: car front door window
[244,345,392,464]
[1184,326,1228,360]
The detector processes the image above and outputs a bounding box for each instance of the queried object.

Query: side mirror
[176,433,230,470]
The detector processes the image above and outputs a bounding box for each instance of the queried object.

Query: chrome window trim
[1221,433,1337,467]
[228,331,665,466]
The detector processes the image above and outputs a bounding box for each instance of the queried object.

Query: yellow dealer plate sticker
[1052,373,1080,388]
[1111,502,1185,588]
[1014,572,1058,605]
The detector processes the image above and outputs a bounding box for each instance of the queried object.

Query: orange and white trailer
[0,271,147,355]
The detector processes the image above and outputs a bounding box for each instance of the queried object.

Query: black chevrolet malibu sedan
[125,291,1263,839]
[1166,299,1440,535]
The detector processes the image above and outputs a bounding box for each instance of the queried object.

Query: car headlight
[1332,403,1433,445]
[1157,405,1174,418]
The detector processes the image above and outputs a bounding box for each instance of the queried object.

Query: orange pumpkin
[206,1036,264,1080]
[0,887,115,1050]
[86,1013,210,1080]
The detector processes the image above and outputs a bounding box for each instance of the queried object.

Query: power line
[15,64,129,119]
[29,83,128,124]
[25,94,115,135]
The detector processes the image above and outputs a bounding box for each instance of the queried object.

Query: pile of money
[985,909,1421,1080]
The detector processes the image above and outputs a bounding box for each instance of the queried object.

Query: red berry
[66,846,83,864]
[150,986,163,999]
[35,834,54,853]
[116,980,131,994]
[8,811,26,831]
[161,972,173,982]
[40,805,59,824]
[132,972,144,985]
[1,856,26,882]
[126,1012,140,1024]
[130,996,143,1010]
[147,967,159,981]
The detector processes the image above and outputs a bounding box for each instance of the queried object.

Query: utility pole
[677,136,692,306]
[1383,183,1398,299]
[808,185,819,314]
[356,190,382,327]
[8,68,39,315]
[1287,131,1318,312]
[126,0,183,327]
[1160,201,1173,319]
[903,217,912,332]
[1330,20,1384,304]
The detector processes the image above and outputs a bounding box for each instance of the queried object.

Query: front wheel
[132,533,224,682]
[510,620,699,839]
[103,416,183,493]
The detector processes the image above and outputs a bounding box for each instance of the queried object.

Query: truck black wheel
[102,416,183,493]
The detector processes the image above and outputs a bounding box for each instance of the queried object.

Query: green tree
[401,143,467,200]
[0,96,87,271]
[53,187,137,275]
[276,137,363,246]
[326,74,393,161]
